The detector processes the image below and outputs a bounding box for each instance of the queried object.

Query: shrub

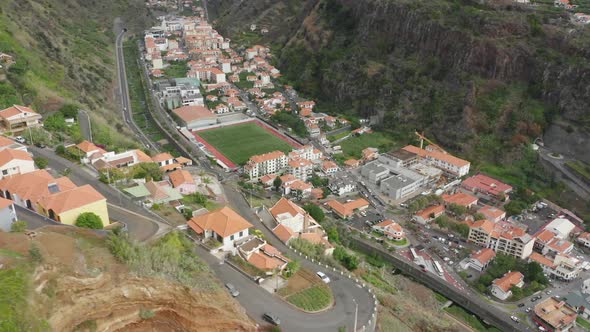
[10,220,27,233]
[29,244,43,263]
[303,203,325,223]
[75,212,104,229]
[34,157,48,169]
[139,309,155,320]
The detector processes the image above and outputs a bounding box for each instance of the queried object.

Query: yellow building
[37,185,109,226]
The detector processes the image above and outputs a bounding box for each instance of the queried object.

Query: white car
[14,136,25,144]
[317,271,331,283]
[510,315,519,322]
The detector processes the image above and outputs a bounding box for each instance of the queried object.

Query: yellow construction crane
[415,131,447,153]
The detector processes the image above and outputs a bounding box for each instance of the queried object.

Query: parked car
[526,307,532,313]
[518,303,525,307]
[546,290,552,295]
[225,283,239,297]
[34,142,46,148]
[14,136,25,144]
[263,313,281,326]
[317,271,331,283]
[510,315,519,322]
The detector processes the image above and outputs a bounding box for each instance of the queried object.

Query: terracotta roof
[546,238,573,253]
[270,197,305,219]
[402,145,470,168]
[529,252,555,268]
[76,140,103,153]
[279,174,297,184]
[442,192,478,207]
[344,159,360,167]
[273,224,294,243]
[175,156,192,165]
[0,197,13,210]
[534,297,577,330]
[536,229,556,244]
[578,232,590,241]
[0,105,39,119]
[172,105,215,123]
[187,206,252,238]
[477,205,505,220]
[0,148,32,166]
[299,232,333,248]
[248,251,285,270]
[37,184,105,215]
[374,219,394,228]
[288,158,313,168]
[326,198,369,218]
[471,219,495,234]
[493,271,523,292]
[133,150,153,163]
[470,248,496,265]
[0,136,15,147]
[287,180,312,191]
[415,205,445,220]
[259,174,277,184]
[152,152,174,163]
[160,163,182,172]
[347,198,370,210]
[462,174,512,196]
[0,170,76,203]
[168,169,195,188]
[249,150,285,164]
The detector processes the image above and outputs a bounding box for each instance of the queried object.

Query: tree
[55,144,66,155]
[133,163,163,181]
[34,157,48,169]
[473,212,486,221]
[326,226,340,244]
[10,220,27,233]
[75,212,104,229]
[455,223,470,238]
[303,203,325,223]
[273,176,282,192]
[59,104,79,118]
[448,203,467,216]
[284,260,301,278]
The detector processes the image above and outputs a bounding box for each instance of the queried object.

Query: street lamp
[353,298,358,332]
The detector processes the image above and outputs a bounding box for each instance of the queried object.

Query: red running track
[192,134,237,168]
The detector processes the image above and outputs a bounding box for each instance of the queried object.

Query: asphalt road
[29,146,166,241]
[222,185,376,331]
[77,110,93,142]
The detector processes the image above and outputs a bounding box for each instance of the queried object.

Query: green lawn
[577,317,590,330]
[286,284,333,312]
[339,132,397,159]
[163,61,188,78]
[445,305,501,332]
[198,123,294,165]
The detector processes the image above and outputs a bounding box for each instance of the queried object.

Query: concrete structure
[442,192,478,208]
[544,217,576,239]
[187,207,253,253]
[490,271,524,300]
[288,158,313,181]
[0,105,42,133]
[322,160,338,175]
[37,185,109,226]
[328,177,356,196]
[461,174,513,200]
[577,232,590,248]
[0,197,17,232]
[477,205,506,223]
[533,297,577,332]
[0,148,35,179]
[468,220,534,259]
[172,105,217,129]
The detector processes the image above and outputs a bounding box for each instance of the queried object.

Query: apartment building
[402,145,470,177]
[288,158,314,181]
[244,150,288,179]
[468,220,534,259]
[0,105,42,134]
[529,252,581,281]
[533,297,577,332]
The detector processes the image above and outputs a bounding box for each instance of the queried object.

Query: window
[230,235,234,241]
[1,170,7,175]
[239,231,243,237]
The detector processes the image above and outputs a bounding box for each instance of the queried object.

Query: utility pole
[27,126,33,145]
[353,298,358,332]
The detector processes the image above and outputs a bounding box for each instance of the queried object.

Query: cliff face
[210,0,590,162]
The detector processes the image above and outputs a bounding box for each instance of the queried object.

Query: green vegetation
[139,308,155,320]
[434,215,470,238]
[566,161,590,182]
[339,132,396,159]
[107,230,214,289]
[228,254,265,277]
[303,203,325,223]
[577,317,590,330]
[10,220,27,233]
[271,111,308,137]
[286,284,333,312]
[333,246,359,271]
[75,212,104,229]
[163,61,189,78]
[197,122,293,165]
[34,157,48,169]
[445,305,501,332]
[235,71,255,90]
[289,237,326,261]
[327,131,350,142]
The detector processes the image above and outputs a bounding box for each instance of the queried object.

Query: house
[326,198,369,219]
[529,252,581,281]
[175,156,193,167]
[477,205,506,223]
[413,205,445,224]
[75,140,107,161]
[0,105,42,133]
[535,229,557,252]
[533,297,577,332]
[37,185,109,226]
[402,145,470,177]
[0,149,35,179]
[244,151,288,179]
[124,180,183,204]
[0,136,27,152]
[344,159,360,169]
[362,148,379,162]
[269,197,320,233]
[288,158,314,181]
[187,206,253,253]
[542,238,574,257]
[468,220,534,259]
[490,271,524,300]
[152,152,175,168]
[273,223,295,243]
[283,179,313,197]
[442,192,478,209]
[544,217,576,239]
[328,177,356,196]
[372,220,405,241]
[259,174,277,187]
[246,243,289,273]
[298,232,334,256]
[168,169,197,195]
[91,149,153,170]
[461,174,512,200]
[577,232,590,248]
[468,248,496,272]
[172,105,217,129]
[322,161,338,175]
[0,197,17,232]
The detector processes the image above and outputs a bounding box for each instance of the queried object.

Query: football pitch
[197,122,294,165]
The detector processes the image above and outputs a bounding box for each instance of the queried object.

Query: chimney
[303,213,310,233]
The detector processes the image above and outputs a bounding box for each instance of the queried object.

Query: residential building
[468,248,496,272]
[344,159,360,169]
[542,238,574,257]
[269,197,320,233]
[75,140,107,162]
[544,217,576,239]
[372,220,405,241]
[442,192,478,209]
[529,252,581,281]
[467,220,535,259]
[362,147,379,161]
[283,179,313,197]
[298,231,334,256]
[245,242,289,273]
[37,185,108,226]
[533,297,577,332]
[326,198,369,219]
[0,149,35,179]
[187,206,253,253]
[490,271,524,300]
[413,205,445,224]
[152,152,175,168]
[322,161,338,175]
[172,105,217,129]
[0,105,42,133]
[477,205,506,223]
[0,136,27,152]
[402,145,470,177]
[328,177,356,196]
[0,197,17,232]
[168,169,197,195]
[124,180,183,204]
[288,158,314,181]
[91,149,153,170]
[244,151,288,179]
[535,229,558,252]
[461,174,513,200]
[290,145,322,161]
[577,232,590,248]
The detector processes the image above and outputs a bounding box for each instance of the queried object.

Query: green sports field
[197,122,294,165]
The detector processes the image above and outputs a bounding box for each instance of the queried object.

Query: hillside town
[1,0,589,331]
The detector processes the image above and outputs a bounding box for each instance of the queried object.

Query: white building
[544,217,576,239]
[402,145,470,177]
[288,158,314,181]
[468,220,535,259]
[491,271,524,300]
[0,149,35,179]
[244,151,288,179]
[187,207,253,254]
[269,197,320,233]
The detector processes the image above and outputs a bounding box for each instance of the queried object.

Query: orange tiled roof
[493,271,523,292]
[37,184,105,215]
[471,219,495,234]
[270,197,305,219]
[152,152,174,163]
[415,205,445,220]
[0,148,32,166]
[299,232,333,248]
[471,248,496,265]
[168,169,195,188]
[76,140,103,153]
[0,105,39,119]
[273,224,294,243]
[187,206,253,238]
[478,205,505,220]
[442,192,478,207]
[0,170,76,204]
[546,238,573,253]
[249,150,285,164]
[172,105,215,123]
[402,145,470,168]
[529,252,555,268]
[536,229,556,244]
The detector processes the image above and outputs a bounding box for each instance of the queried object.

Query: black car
[518,303,525,307]
[35,142,46,148]
[263,313,281,326]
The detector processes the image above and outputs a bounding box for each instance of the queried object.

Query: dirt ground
[278,268,319,297]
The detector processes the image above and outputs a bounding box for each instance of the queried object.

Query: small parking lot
[511,204,559,235]
[347,210,383,232]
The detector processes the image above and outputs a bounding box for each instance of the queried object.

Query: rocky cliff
[210,0,590,162]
